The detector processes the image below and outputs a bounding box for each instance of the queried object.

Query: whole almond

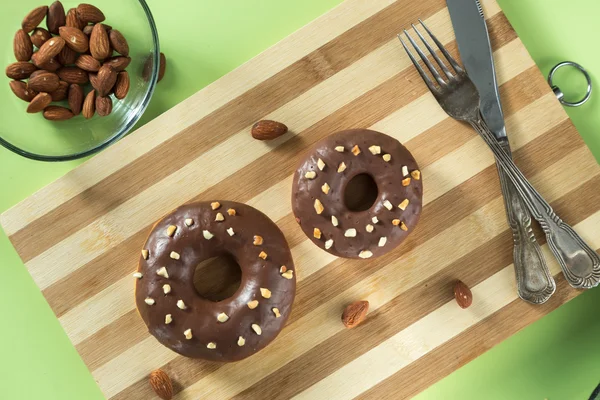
[30,70,45,80]
[67,84,84,115]
[14,30,33,61]
[28,71,60,92]
[149,369,173,400]
[36,36,65,65]
[50,80,69,101]
[114,71,130,100]
[90,23,110,60]
[22,6,49,33]
[453,280,473,309]
[96,95,112,117]
[96,64,117,96]
[159,52,167,82]
[342,300,369,329]
[82,23,111,36]
[82,89,96,119]
[9,80,37,102]
[59,26,88,53]
[32,54,61,72]
[66,8,85,30]
[104,56,131,72]
[43,106,74,121]
[76,4,106,24]
[31,28,52,48]
[6,62,37,80]
[108,29,129,56]
[57,66,88,84]
[89,72,99,91]
[251,120,288,141]
[47,1,66,34]
[75,54,101,72]
[58,45,77,65]
[27,92,52,113]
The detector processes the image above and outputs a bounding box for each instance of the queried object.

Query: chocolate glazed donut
[292,129,423,259]
[135,201,296,362]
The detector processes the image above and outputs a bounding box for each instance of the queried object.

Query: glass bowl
[0,0,159,161]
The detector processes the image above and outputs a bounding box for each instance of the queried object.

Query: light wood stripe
[2,1,598,398]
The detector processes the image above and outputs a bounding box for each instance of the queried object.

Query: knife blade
[446,0,506,139]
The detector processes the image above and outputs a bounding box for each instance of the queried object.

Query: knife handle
[472,117,600,289]
[496,140,555,304]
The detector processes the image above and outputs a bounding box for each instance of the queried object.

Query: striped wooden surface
[2,0,600,398]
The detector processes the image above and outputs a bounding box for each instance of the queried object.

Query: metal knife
[446,0,556,303]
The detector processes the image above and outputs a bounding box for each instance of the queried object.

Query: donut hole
[193,253,242,302]
[344,173,378,212]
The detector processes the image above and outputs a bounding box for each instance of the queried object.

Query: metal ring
[547,61,592,107]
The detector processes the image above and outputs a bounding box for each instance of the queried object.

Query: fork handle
[496,140,555,303]
[470,118,600,289]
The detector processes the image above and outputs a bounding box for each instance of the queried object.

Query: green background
[1,0,599,398]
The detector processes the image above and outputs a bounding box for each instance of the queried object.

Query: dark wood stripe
[11,0,453,263]
[356,276,581,400]
[107,119,582,399]
[233,174,600,400]
[44,36,531,319]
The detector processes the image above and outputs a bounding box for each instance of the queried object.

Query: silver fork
[398,21,600,289]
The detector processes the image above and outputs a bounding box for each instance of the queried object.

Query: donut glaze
[135,201,296,362]
[292,129,423,259]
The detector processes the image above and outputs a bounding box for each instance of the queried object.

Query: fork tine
[402,29,445,86]
[411,23,453,79]
[397,34,437,93]
[418,18,463,74]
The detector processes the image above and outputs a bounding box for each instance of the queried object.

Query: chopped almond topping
[133,272,143,279]
[383,154,391,162]
[259,251,267,260]
[247,300,259,309]
[400,221,408,231]
[253,235,264,246]
[402,165,409,177]
[252,324,262,335]
[313,228,322,239]
[145,298,155,305]
[217,312,229,323]
[335,146,345,152]
[392,219,401,226]
[322,183,331,194]
[351,145,361,156]
[184,218,194,227]
[170,251,180,260]
[368,145,381,155]
[345,228,357,237]
[314,199,325,214]
[237,336,246,346]
[260,288,271,298]
[280,266,287,273]
[156,267,169,278]
[398,199,410,210]
[227,227,235,236]
[211,202,221,210]
[402,177,411,187]
[227,208,237,216]
[215,213,225,222]
[331,215,339,227]
[337,162,347,173]
[317,158,326,171]
[166,225,177,237]
[305,171,317,179]
[203,230,214,240]
[165,314,172,324]
[411,170,421,180]
[184,329,192,339]
[366,224,374,233]
[163,284,171,294]
[273,308,281,318]
[325,239,334,249]
[141,249,149,259]
[372,216,379,224]
[378,237,387,247]
[383,200,393,210]
[282,270,294,279]
[207,342,217,349]
[359,250,373,259]
[177,300,186,310]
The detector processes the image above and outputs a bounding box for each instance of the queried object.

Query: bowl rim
[0,0,161,162]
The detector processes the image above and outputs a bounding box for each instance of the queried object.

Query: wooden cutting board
[2,0,600,398]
